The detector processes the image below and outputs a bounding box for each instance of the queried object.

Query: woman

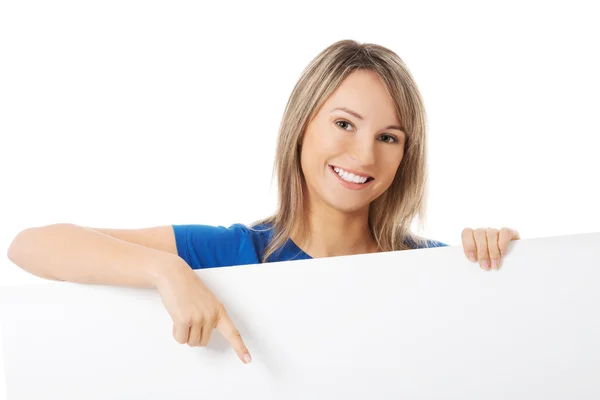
[6,39,520,365]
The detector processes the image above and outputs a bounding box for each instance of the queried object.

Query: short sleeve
[404,236,448,249]
[425,240,448,248]
[171,223,248,269]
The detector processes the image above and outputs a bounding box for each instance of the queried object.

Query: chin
[327,198,371,214]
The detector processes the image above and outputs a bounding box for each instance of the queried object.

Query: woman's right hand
[154,261,252,364]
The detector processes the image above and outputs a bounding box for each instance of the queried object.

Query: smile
[329,165,374,190]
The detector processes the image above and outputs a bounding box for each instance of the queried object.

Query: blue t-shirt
[172,222,447,270]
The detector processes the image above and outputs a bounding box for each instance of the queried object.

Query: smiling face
[300,68,406,215]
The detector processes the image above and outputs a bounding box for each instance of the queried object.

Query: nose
[348,136,375,166]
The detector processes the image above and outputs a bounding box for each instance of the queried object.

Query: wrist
[147,252,187,289]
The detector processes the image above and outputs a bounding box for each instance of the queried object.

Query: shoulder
[171,223,262,269]
[422,239,448,248]
[172,223,248,249]
[403,235,448,249]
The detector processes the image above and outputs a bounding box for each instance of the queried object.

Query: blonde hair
[250,39,433,262]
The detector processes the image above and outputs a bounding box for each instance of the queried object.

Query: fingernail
[481,259,490,270]
[491,258,499,270]
[243,353,252,364]
[468,253,476,262]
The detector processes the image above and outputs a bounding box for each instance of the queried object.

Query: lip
[329,165,374,191]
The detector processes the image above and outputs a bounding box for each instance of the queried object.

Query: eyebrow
[330,107,405,132]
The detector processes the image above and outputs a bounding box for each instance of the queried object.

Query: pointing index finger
[216,310,252,364]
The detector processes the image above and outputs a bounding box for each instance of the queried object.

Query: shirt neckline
[286,237,313,259]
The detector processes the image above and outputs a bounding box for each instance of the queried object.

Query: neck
[290,202,379,259]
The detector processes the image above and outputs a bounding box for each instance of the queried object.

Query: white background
[1,0,599,395]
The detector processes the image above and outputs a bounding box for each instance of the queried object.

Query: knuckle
[206,311,218,323]
[473,228,487,237]
[175,313,193,327]
[217,307,228,322]
[486,236,497,243]
[461,227,473,236]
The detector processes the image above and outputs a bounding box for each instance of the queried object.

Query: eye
[335,120,353,131]
[378,134,399,144]
[336,119,400,144]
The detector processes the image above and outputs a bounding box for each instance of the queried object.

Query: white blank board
[1,232,600,399]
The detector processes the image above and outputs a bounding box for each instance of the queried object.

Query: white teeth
[332,166,369,184]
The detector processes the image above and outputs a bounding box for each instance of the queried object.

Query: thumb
[216,310,252,364]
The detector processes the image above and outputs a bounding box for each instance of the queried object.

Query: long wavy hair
[250,39,433,263]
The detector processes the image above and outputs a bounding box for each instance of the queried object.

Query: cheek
[300,138,319,179]
[303,131,335,165]
[379,152,404,182]
[302,150,322,183]
[320,129,342,152]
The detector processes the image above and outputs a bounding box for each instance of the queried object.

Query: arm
[6,222,253,362]
[6,223,183,288]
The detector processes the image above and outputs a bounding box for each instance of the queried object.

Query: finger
[216,310,252,364]
[473,228,490,270]
[498,227,520,257]
[199,321,215,347]
[187,321,202,347]
[461,228,477,262]
[486,228,501,270]
[173,322,191,344]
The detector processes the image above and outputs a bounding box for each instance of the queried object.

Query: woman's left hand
[461,227,520,271]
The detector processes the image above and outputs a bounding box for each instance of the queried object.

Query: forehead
[321,70,400,125]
